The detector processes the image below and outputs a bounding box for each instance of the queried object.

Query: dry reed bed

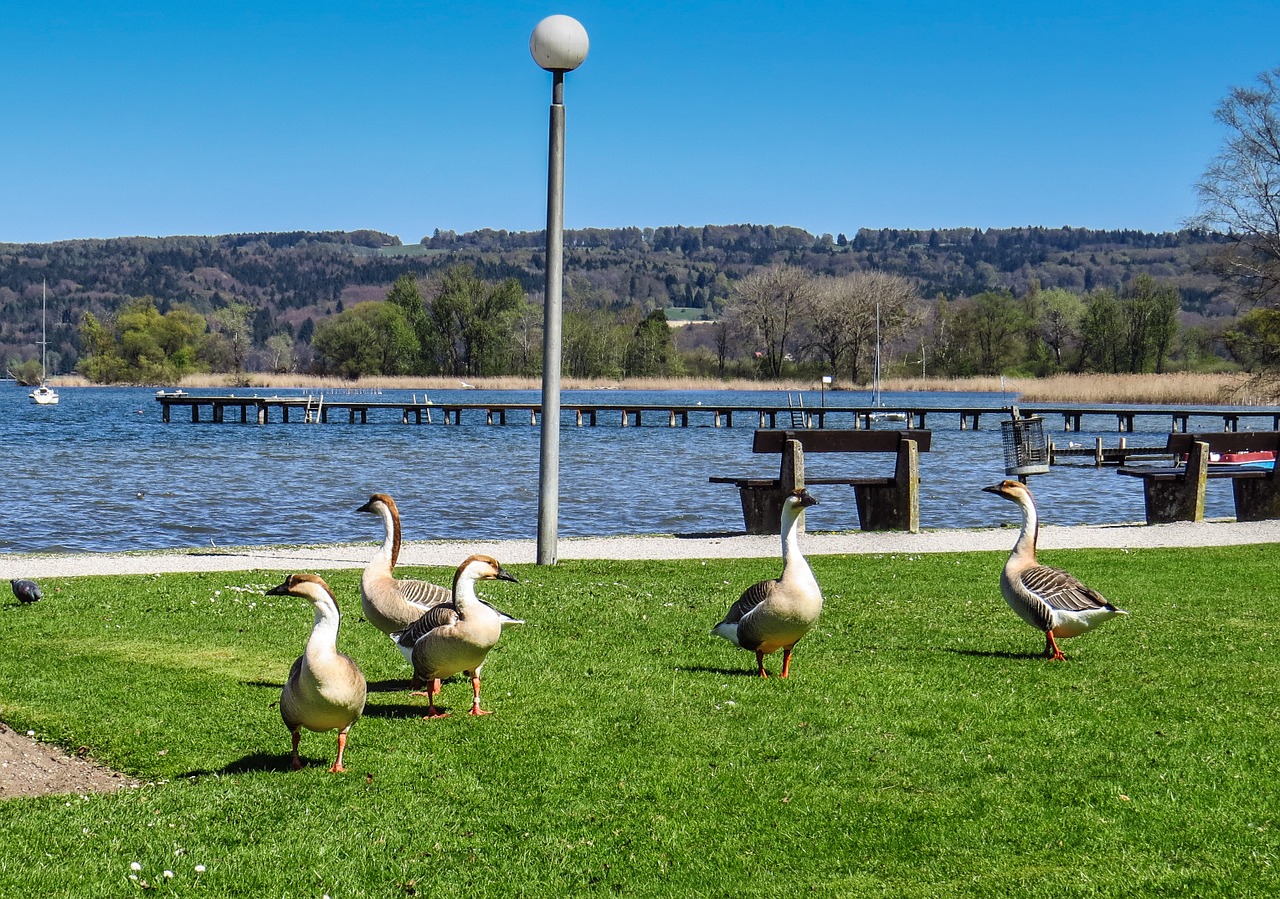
[45,371,1268,406]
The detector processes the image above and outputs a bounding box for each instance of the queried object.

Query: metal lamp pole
[530,15,588,565]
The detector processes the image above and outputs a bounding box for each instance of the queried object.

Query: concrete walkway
[3,518,1277,578]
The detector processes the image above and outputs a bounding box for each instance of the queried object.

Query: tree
[386,274,430,373]
[425,264,526,376]
[1122,274,1181,374]
[727,265,817,378]
[802,271,920,384]
[624,309,681,377]
[1223,307,1280,399]
[954,290,1029,374]
[1077,289,1122,373]
[1192,66,1280,306]
[204,302,254,373]
[265,333,295,373]
[1036,288,1084,369]
[312,302,420,377]
[77,296,207,383]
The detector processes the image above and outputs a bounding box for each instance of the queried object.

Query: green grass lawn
[0,545,1277,897]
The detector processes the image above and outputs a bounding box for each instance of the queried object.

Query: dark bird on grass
[983,479,1127,661]
[392,554,520,718]
[268,574,367,773]
[11,579,42,604]
[711,488,824,678]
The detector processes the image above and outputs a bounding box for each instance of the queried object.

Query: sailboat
[29,280,59,406]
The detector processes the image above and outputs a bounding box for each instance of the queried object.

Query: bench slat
[751,429,932,454]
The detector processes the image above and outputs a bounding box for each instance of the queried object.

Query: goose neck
[306,601,342,658]
[374,503,401,569]
[1012,493,1039,561]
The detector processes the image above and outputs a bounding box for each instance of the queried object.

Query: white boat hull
[30,385,59,405]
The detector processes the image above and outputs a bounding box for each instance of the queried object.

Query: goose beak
[356,499,376,514]
[495,565,519,584]
[266,580,290,596]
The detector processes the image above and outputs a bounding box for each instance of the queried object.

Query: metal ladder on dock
[304,394,323,424]
[787,392,809,428]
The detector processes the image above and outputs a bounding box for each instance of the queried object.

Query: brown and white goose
[711,488,823,678]
[267,573,367,773]
[392,554,520,718]
[983,479,1127,660]
[357,493,452,636]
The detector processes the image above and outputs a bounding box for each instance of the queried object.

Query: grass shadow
[682,664,764,677]
[944,648,1044,661]
[362,700,431,720]
[182,751,297,777]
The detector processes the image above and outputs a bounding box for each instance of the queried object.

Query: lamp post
[530,15,588,566]
[821,375,832,407]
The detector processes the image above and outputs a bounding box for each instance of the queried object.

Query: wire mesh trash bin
[1001,415,1050,477]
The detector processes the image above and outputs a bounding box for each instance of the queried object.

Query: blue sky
[3,1,1278,245]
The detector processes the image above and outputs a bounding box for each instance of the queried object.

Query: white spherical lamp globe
[529,15,589,72]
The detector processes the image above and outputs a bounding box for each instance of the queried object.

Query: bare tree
[728,265,817,377]
[1192,66,1280,306]
[802,271,920,384]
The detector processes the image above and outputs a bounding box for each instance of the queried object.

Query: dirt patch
[0,722,139,799]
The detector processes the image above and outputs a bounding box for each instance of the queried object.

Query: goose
[356,493,452,636]
[267,574,367,772]
[983,479,1127,660]
[10,578,42,604]
[711,488,823,678]
[391,554,519,718]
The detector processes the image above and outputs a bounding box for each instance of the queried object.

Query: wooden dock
[153,393,1280,433]
[1048,437,1172,466]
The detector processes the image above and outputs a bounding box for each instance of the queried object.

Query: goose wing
[1018,564,1114,612]
[715,579,775,628]
[393,602,459,651]
[395,576,452,611]
[280,655,306,728]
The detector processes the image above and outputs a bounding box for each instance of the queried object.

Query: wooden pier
[153,393,1280,433]
[1048,437,1172,466]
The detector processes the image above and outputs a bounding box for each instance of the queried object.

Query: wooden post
[1141,440,1208,523]
[854,438,920,533]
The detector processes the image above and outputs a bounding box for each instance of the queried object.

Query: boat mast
[873,300,882,407]
[40,279,48,382]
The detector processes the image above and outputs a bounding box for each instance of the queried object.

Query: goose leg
[780,644,797,678]
[1044,631,1066,662]
[755,649,768,678]
[329,731,349,774]
[468,673,492,716]
[290,730,303,771]
[412,678,450,718]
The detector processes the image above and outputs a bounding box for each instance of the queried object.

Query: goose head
[357,492,398,519]
[267,573,341,611]
[453,554,519,591]
[786,488,819,511]
[357,493,402,566]
[982,479,1034,508]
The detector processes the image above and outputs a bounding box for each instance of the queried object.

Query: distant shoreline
[33,371,1257,406]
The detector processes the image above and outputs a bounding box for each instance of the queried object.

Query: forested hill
[0,223,1230,367]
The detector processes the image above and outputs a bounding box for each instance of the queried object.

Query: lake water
[0,383,1262,554]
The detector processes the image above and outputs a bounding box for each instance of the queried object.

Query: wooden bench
[710,429,932,535]
[1117,431,1280,523]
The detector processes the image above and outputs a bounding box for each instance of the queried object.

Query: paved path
[3,518,1277,578]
